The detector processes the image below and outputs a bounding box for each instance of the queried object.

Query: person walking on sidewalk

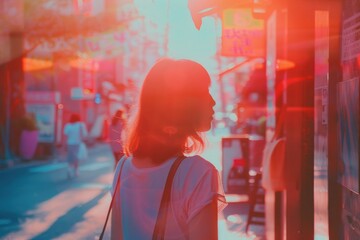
[64,113,88,178]
[111,58,227,240]
[109,109,126,169]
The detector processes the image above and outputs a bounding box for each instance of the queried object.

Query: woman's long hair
[123,58,211,163]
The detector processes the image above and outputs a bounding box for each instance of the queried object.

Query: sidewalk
[219,201,265,240]
[0,141,105,170]
[0,150,60,170]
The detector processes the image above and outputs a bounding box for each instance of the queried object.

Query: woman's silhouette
[111,58,227,240]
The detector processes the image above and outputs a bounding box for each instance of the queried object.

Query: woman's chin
[197,122,212,132]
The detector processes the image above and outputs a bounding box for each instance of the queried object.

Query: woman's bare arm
[188,197,218,240]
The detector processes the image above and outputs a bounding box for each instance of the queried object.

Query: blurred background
[0,0,269,163]
[0,0,357,240]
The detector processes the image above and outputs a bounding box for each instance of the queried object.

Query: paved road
[0,134,264,240]
[0,143,114,240]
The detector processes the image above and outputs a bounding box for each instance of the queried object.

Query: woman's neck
[132,153,181,168]
[132,156,168,168]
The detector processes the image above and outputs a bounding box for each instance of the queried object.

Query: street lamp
[188,0,219,30]
[188,0,256,30]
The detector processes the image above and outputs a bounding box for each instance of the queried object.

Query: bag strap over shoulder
[152,155,186,240]
[99,155,185,240]
[99,156,126,240]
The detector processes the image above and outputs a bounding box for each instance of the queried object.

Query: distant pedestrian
[64,113,88,178]
[106,58,227,240]
[109,109,125,169]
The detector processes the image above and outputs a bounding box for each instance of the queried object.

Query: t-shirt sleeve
[185,166,227,222]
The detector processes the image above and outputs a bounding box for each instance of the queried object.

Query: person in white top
[63,113,88,178]
[111,58,227,239]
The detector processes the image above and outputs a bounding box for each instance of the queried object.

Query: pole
[164,0,170,56]
[215,18,226,114]
[4,65,12,161]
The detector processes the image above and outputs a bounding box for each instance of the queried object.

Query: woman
[111,58,227,239]
[64,113,88,178]
[109,109,126,168]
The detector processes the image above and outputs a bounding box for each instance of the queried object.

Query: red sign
[221,9,265,57]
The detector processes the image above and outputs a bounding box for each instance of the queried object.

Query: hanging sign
[221,8,265,57]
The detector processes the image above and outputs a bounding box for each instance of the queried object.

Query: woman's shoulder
[180,155,217,175]
[175,155,219,196]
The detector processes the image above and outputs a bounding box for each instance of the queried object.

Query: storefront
[263,0,356,239]
[189,0,358,239]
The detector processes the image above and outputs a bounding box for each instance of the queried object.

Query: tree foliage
[1,0,137,60]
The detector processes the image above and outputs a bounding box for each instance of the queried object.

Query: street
[0,133,264,240]
[0,143,114,240]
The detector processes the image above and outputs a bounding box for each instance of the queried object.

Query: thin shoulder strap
[152,155,186,240]
[99,157,126,240]
[271,106,286,141]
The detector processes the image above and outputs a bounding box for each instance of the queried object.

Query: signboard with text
[26,104,56,143]
[221,9,265,57]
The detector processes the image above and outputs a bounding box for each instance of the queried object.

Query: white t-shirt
[111,155,227,240]
[64,122,87,145]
